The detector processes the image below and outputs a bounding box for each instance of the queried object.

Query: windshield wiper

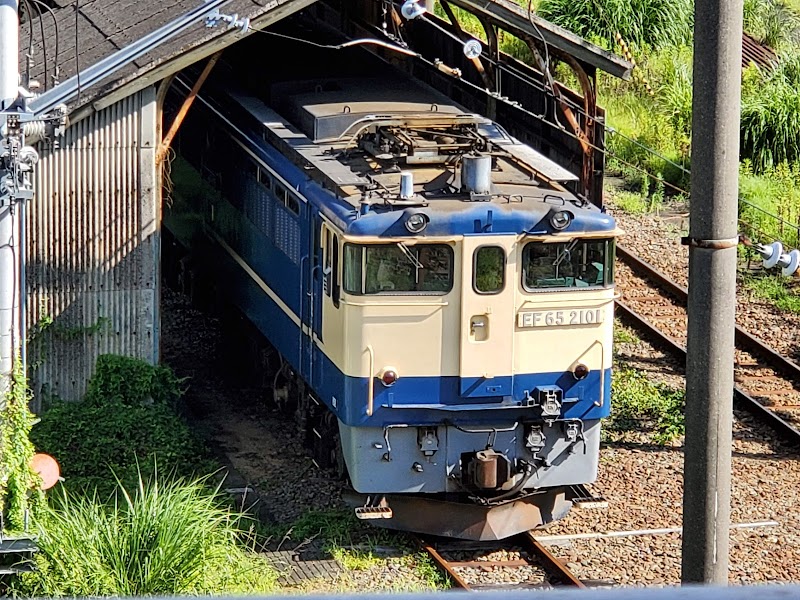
[397,242,424,270]
[553,239,579,268]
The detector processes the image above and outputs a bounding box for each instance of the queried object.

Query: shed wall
[27,86,159,401]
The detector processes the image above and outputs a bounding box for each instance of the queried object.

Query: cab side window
[474,246,505,294]
[323,227,340,308]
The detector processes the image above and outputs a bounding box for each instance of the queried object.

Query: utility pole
[681,0,743,585]
[0,0,24,400]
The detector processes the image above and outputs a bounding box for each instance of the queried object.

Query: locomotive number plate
[517,309,604,328]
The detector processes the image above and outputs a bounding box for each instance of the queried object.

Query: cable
[74,0,81,102]
[21,0,34,87]
[31,0,60,86]
[31,0,47,91]
[254,29,419,56]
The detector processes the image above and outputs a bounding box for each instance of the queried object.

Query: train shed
[17,0,631,400]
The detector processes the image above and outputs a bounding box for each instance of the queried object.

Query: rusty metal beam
[156,51,223,164]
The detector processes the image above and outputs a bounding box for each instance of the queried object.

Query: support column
[681,0,743,585]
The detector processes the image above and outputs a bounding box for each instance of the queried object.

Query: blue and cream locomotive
[167,68,619,540]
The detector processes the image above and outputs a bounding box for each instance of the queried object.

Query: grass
[607,367,685,445]
[10,473,279,597]
[269,509,448,590]
[537,0,693,50]
[743,272,800,312]
[613,322,640,344]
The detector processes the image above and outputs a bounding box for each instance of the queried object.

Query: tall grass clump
[10,474,279,597]
[741,55,800,173]
[744,0,800,50]
[537,0,693,50]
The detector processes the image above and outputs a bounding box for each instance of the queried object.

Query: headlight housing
[405,213,429,233]
[549,209,572,230]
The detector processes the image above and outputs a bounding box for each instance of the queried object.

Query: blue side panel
[460,376,513,398]
[306,343,612,427]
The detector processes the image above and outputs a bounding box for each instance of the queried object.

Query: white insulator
[763,241,783,269]
[401,0,426,19]
[782,250,800,276]
[22,121,46,145]
[461,155,492,196]
[400,171,414,199]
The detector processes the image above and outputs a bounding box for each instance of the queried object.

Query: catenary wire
[31,0,60,86]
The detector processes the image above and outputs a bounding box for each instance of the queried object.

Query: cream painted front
[459,235,517,381]
[513,289,615,375]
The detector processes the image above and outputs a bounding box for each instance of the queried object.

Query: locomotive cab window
[344,243,453,295]
[474,246,505,294]
[523,238,614,290]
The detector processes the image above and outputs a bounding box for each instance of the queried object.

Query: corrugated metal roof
[742,32,777,71]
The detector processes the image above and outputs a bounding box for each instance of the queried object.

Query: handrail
[342,299,449,307]
[366,344,375,417]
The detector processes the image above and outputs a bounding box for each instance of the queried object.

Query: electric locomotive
[167,69,619,541]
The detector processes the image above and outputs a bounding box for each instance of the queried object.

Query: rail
[418,531,585,590]
[615,244,800,444]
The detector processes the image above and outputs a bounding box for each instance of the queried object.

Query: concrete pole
[681,0,743,585]
[0,0,20,397]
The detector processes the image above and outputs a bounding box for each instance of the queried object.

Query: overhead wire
[21,0,35,87]
[31,0,61,87]
[31,0,48,91]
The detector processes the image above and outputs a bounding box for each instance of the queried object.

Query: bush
[10,474,279,597]
[31,355,214,495]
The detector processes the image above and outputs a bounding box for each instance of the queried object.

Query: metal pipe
[0,0,18,110]
[682,0,743,585]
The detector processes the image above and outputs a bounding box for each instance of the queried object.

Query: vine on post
[0,355,42,531]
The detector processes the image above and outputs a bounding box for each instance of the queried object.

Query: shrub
[31,355,214,496]
[10,474,279,597]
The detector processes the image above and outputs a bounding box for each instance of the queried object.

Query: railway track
[616,244,800,444]
[418,532,586,590]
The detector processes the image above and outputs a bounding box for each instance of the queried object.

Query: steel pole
[0,0,20,400]
[0,0,17,109]
[681,0,743,585]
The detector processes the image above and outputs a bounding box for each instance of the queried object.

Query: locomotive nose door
[459,235,516,399]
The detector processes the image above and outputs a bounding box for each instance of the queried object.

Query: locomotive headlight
[549,210,572,230]
[379,367,399,387]
[405,213,429,233]
[572,363,590,380]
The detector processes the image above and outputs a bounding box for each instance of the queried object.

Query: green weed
[607,367,685,444]
[743,272,800,312]
[537,0,693,50]
[613,323,640,344]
